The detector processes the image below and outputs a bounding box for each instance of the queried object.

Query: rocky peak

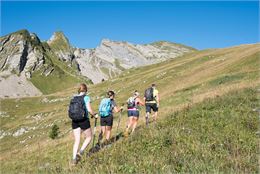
[30,33,41,45]
[47,31,74,61]
[47,31,69,46]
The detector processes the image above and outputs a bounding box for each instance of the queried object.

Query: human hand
[91,113,98,119]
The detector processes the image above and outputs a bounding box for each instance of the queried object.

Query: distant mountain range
[0,29,196,98]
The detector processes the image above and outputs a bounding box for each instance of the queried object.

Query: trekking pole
[115,105,124,142]
[92,114,98,148]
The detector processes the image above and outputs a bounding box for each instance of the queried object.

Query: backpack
[127,97,136,108]
[99,98,112,117]
[145,87,154,101]
[68,95,87,121]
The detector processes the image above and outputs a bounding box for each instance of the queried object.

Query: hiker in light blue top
[98,91,123,145]
[69,83,97,166]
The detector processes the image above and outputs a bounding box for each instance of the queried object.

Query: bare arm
[113,106,122,113]
[157,94,160,106]
[87,102,95,116]
[136,98,145,106]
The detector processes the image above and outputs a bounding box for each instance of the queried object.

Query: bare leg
[154,112,158,121]
[132,117,139,133]
[72,128,81,160]
[98,126,106,144]
[106,126,112,141]
[79,128,92,153]
[126,117,132,132]
[145,112,150,126]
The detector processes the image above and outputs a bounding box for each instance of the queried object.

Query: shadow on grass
[85,119,156,158]
[86,132,124,157]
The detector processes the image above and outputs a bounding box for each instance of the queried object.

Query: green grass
[30,67,82,94]
[208,73,246,86]
[77,88,258,173]
[0,43,259,173]
[100,67,110,76]
[29,49,91,94]
[114,58,125,71]
[48,31,71,53]
[2,88,257,173]
[151,41,197,51]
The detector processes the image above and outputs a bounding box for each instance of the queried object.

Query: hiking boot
[76,153,82,163]
[71,159,78,166]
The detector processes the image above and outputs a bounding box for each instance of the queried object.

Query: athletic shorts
[100,115,113,127]
[127,110,140,117]
[72,119,91,130]
[145,103,158,113]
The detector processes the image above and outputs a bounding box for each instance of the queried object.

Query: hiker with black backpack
[124,90,144,137]
[144,84,160,126]
[98,91,123,145]
[68,83,98,165]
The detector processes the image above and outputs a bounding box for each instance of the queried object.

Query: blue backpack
[99,98,112,117]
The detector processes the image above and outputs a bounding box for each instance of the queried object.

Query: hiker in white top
[124,90,144,137]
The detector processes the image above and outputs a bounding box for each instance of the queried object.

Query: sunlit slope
[0,43,259,173]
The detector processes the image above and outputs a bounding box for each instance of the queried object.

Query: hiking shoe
[76,153,82,163]
[71,159,78,166]
[105,144,112,148]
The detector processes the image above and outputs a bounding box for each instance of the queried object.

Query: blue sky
[1,1,259,49]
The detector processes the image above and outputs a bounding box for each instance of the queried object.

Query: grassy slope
[30,47,91,94]
[77,88,259,173]
[0,43,259,173]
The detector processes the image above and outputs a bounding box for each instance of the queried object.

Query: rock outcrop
[74,39,196,83]
[0,30,46,75]
[47,31,74,62]
[0,29,196,98]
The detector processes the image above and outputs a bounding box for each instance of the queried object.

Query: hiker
[144,84,160,125]
[98,91,123,145]
[68,83,97,165]
[124,90,144,137]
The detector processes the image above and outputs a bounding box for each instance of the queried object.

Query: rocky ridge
[0,29,196,97]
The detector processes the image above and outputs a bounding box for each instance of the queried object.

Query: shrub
[49,124,60,139]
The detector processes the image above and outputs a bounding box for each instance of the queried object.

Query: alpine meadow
[1,1,260,173]
[0,41,259,173]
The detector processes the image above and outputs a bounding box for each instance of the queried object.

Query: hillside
[0,30,89,97]
[0,43,259,173]
[0,30,195,98]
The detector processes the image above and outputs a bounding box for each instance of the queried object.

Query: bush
[49,124,59,139]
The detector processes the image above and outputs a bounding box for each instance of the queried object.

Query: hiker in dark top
[69,84,97,165]
[144,84,160,125]
[98,91,122,144]
[124,90,144,137]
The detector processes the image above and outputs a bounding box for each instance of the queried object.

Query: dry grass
[0,43,259,173]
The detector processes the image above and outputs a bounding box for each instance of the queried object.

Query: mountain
[74,39,196,83]
[0,30,87,98]
[0,29,196,98]
[0,43,259,173]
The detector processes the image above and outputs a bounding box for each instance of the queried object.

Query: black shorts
[127,110,140,117]
[145,103,158,113]
[72,119,91,130]
[100,115,113,127]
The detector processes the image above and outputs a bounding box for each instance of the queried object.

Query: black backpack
[68,95,87,121]
[145,87,154,101]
